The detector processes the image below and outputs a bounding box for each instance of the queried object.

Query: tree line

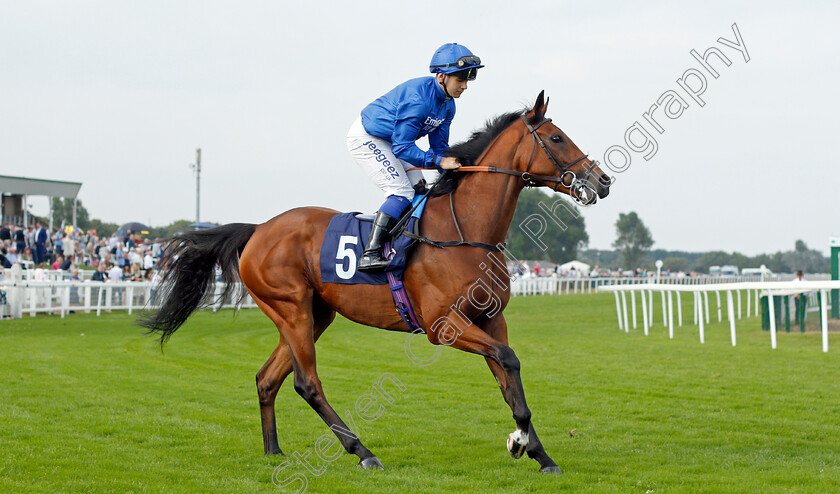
[505,190,831,274]
[45,198,195,240]
[49,193,831,274]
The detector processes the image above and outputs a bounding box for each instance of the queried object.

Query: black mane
[429,110,527,198]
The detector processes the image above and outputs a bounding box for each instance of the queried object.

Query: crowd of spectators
[508,261,604,279]
[0,222,167,283]
[506,260,701,279]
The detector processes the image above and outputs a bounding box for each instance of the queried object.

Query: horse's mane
[429,109,528,198]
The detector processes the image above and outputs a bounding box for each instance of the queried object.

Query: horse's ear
[530,90,547,121]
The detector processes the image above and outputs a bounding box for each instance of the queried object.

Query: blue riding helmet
[429,43,484,80]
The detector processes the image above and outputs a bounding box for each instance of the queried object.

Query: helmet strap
[439,74,453,99]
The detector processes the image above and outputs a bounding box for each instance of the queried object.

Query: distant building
[0,175,82,228]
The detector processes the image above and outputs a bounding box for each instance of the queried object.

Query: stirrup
[358,252,391,271]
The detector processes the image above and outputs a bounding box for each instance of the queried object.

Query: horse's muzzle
[571,180,599,206]
[596,173,612,199]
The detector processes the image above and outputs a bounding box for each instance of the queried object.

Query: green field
[1,294,839,493]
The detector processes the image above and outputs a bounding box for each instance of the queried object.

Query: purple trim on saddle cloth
[385,240,423,333]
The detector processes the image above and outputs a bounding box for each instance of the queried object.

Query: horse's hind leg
[256,299,336,455]
[256,341,291,455]
[257,296,381,468]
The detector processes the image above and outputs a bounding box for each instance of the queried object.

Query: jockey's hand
[439,157,462,170]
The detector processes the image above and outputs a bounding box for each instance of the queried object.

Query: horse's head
[513,91,611,205]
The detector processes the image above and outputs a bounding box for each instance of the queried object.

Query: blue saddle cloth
[319,198,426,285]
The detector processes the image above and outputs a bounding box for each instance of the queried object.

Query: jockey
[347,42,484,271]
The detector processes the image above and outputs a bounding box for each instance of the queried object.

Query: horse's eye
[551,135,563,143]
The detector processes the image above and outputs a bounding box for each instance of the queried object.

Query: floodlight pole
[190,148,201,223]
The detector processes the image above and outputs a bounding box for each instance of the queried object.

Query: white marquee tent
[557,260,591,274]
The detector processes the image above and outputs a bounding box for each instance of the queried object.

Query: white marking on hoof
[507,429,529,459]
[358,456,384,470]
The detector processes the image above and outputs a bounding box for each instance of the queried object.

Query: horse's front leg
[480,315,561,473]
[429,311,557,472]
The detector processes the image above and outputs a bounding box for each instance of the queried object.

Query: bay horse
[141,91,611,473]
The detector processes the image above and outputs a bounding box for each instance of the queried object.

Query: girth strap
[401,230,504,251]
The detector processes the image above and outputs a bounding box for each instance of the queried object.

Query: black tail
[138,222,256,345]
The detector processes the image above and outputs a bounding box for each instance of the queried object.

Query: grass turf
[1,293,839,493]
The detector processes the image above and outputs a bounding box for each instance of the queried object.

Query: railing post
[693,291,699,325]
[821,290,829,352]
[29,286,37,317]
[621,291,629,333]
[727,290,736,347]
[697,291,705,344]
[768,293,777,349]
[667,290,674,339]
[661,291,667,327]
[61,286,70,318]
[677,291,683,327]
[614,291,623,331]
[127,286,134,315]
[105,286,112,313]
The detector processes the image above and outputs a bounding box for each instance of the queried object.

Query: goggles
[430,55,482,71]
[453,55,481,68]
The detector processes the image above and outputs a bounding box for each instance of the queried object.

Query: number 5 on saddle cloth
[319,196,428,332]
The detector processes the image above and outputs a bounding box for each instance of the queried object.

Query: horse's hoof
[265,448,285,456]
[507,429,530,459]
[540,465,563,474]
[358,457,384,470]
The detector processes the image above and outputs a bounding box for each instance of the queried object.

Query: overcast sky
[2,1,838,255]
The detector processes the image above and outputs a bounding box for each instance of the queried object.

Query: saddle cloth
[319,196,427,285]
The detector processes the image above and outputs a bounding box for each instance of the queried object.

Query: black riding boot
[358,211,397,272]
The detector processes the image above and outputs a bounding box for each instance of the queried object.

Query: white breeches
[346,116,425,200]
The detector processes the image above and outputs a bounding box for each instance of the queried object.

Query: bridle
[456,115,601,203]
[521,115,590,190]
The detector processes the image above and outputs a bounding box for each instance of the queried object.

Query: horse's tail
[138,222,257,345]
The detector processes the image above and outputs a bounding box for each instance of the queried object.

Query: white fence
[3,264,836,353]
[509,274,831,296]
[597,281,840,353]
[0,265,257,319]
